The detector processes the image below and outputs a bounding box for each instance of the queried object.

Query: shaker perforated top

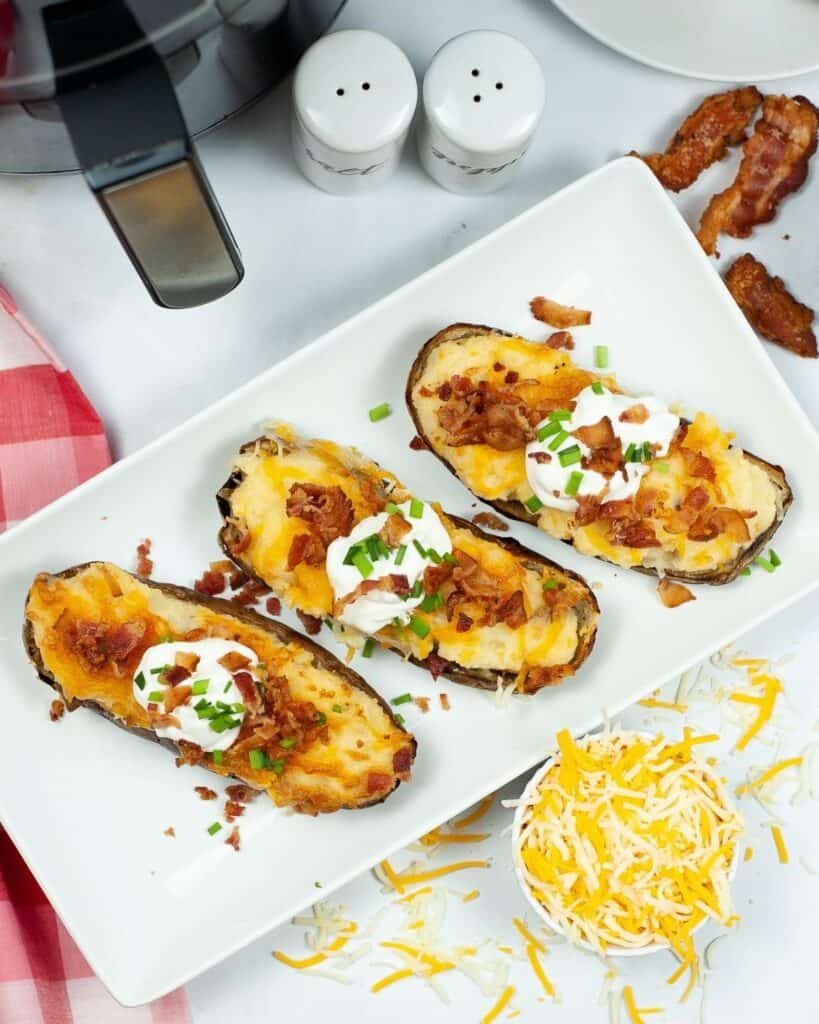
[293,30,418,154]
[423,31,545,156]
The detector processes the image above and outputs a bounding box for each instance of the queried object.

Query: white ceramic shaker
[417,30,545,195]
[291,29,418,195]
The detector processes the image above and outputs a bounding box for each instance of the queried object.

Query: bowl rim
[511,728,741,957]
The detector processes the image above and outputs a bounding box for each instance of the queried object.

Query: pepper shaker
[292,30,418,195]
[417,31,545,195]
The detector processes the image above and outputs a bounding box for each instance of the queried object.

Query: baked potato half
[24,563,414,814]
[407,324,792,585]
[217,426,598,695]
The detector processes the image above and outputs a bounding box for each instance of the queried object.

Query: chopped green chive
[149,666,167,675]
[426,547,442,564]
[394,544,407,566]
[368,402,391,422]
[547,429,569,452]
[197,706,218,720]
[210,716,239,733]
[642,441,653,462]
[443,552,458,565]
[191,679,209,696]
[362,638,375,658]
[352,550,373,579]
[543,579,558,590]
[755,556,776,573]
[230,703,244,714]
[591,381,605,395]
[564,470,584,496]
[536,420,563,442]
[653,462,671,473]
[148,690,164,703]
[594,345,608,369]
[420,592,444,613]
[248,749,269,771]
[412,539,427,559]
[624,442,643,463]
[738,567,752,577]
[769,548,782,567]
[271,759,285,775]
[332,704,344,713]
[385,502,403,516]
[393,617,407,641]
[525,495,544,513]
[280,737,297,749]
[223,681,232,693]
[135,671,146,691]
[395,713,405,726]
[211,750,224,765]
[365,535,379,561]
[559,445,582,467]
[391,693,413,706]
[315,712,327,726]
[409,498,424,519]
[549,409,572,422]
[410,579,424,599]
[408,616,430,639]
[207,822,222,836]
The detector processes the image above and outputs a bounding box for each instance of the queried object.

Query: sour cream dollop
[525,385,679,513]
[133,638,259,753]
[326,499,452,634]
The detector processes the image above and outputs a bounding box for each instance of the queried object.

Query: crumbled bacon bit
[439,693,451,711]
[135,538,153,577]
[493,361,505,372]
[414,696,431,714]
[379,512,412,548]
[266,596,282,616]
[209,559,234,574]
[194,786,217,801]
[297,611,323,635]
[217,651,251,673]
[286,483,354,544]
[619,403,650,424]
[164,684,192,713]
[393,746,414,776]
[162,664,190,687]
[528,450,551,464]
[225,826,241,852]
[148,711,182,730]
[287,531,326,570]
[233,579,271,606]
[409,434,428,451]
[437,381,452,401]
[574,416,616,450]
[456,612,473,633]
[224,800,245,823]
[530,296,592,328]
[545,330,574,350]
[225,784,258,804]
[366,772,393,795]
[229,522,252,555]
[229,568,249,590]
[437,383,534,451]
[471,511,509,532]
[679,446,716,481]
[175,741,204,768]
[174,651,200,673]
[657,578,696,608]
[232,671,262,712]
[608,518,661,548]
[194,570,226,596]
[426,652,447,680]
[504,370,519,384]
[49,698,65,722]
[163,827,175,838]
[69,619,146,668]
[495,590,527,629]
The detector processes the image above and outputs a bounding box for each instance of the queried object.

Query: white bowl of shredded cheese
[512,729,742,957]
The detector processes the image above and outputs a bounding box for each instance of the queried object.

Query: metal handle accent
[43,0,243,308]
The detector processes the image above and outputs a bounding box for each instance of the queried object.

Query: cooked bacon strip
[135,538,153,577]
[286,483,354,544]
[225,784,258,804]
[287,531,326,570]
[573,416,615,450]
[530,296,592,328]
[546,330,574,350]
[209,559,235,574]
[333,574,411,618]
[437,385,534,451]
[217,650,251,673]
[70,619,146,667]
[619,404,649,424]
[194,570,226,596]
[379,512,412,549]
[224,800,245,823]
[471,511,509,532]
[225,826,241,852]
[657,578,696,608]
[725,253,817,358]
[297,610,322,635]
[265,596,282,616]
[49,698,65,722]
[194,786,217,801]
[679,446,716,482]
[393,746,414,777]
[608,518,660,548]
[164,684,192,713]
[414,697,431,714]
[633,87,761,192]
[174,651,200,673]
[698,94,819,255]
[456,612,473,633]
[366,772,393,795]
[439,693,451,711]
[232,579,271,607]
[228,568,248,590]
[409,434,428,451]
[161,664,190,687]
[426,652,446,680]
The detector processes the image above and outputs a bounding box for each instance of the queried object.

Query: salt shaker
[417,31,545,195]
[292,30,418,195]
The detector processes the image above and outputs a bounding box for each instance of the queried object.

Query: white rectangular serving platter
[1,158,818,1006]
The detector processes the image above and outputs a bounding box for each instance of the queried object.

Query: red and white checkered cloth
[0,286,191,1021]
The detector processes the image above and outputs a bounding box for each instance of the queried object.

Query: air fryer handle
[43,0,243,309]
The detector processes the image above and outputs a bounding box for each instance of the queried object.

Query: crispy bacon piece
[451,550,497,599]
[660,486,710,534]
[530,296,592,328]
[232,580,271,606]
[725,253,817,358]
[619,404,649,424]
[49,699,65,722]
[546,330,574,350]
[574,416,616,450]
[194,570,225,596]
[633,87,762,192]
[494,590,527,629]
[228,568,248,590]
[456,612,473,633]
[688,507,750,543]
[174,651,200,673]
[265,596,282,616]
[224,800,245,823]
[194,786,217,801]
[599,498,635,520]
[232,671,262,713]
[657,578,696,608]
[504,370,519,384]
[225,826,241,852]
[287,531,326,570]
[286,483,354,544]
[161,664,190,687]
[439,693,451,711]
[414,697,431,714]
[379,512,412,549]
[175,741,204,768]
[608,518,661,548]
[70,619,146,667]
[528,451,551,464]
[227,518,252,555]
[574,495,601,527]
[225,784,258,804]
[135,538,153,577]
[164,684,192,713]
[297,610,323,635]
[698,94,819,255]
[437,385,534,451]
[148,710,182,730]
[423,561,454,593]
[366,772,393,795]
[218,651,251,673]
[426,652,446,680]
[471,511,509,532]
[163,827,175,837]
[679,446,716,482]
[209,559,235,574]
[409,434,428,451]
[333,574,411,617]
[393,746,414,777]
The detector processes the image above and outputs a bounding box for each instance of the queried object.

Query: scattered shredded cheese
[391,860,490,888]
[638,699,688,713]
[452,793,495,830]
[770,824,789,864]
[525,943,555,998]
[462,889,480,903]
[481,984,515,1024]
[736,756,803,796]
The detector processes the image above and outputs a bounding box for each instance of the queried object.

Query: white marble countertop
[2,0,817,1020]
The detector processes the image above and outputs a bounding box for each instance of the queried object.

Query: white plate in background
[1,158,818,1005]
[551,0,819,82]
